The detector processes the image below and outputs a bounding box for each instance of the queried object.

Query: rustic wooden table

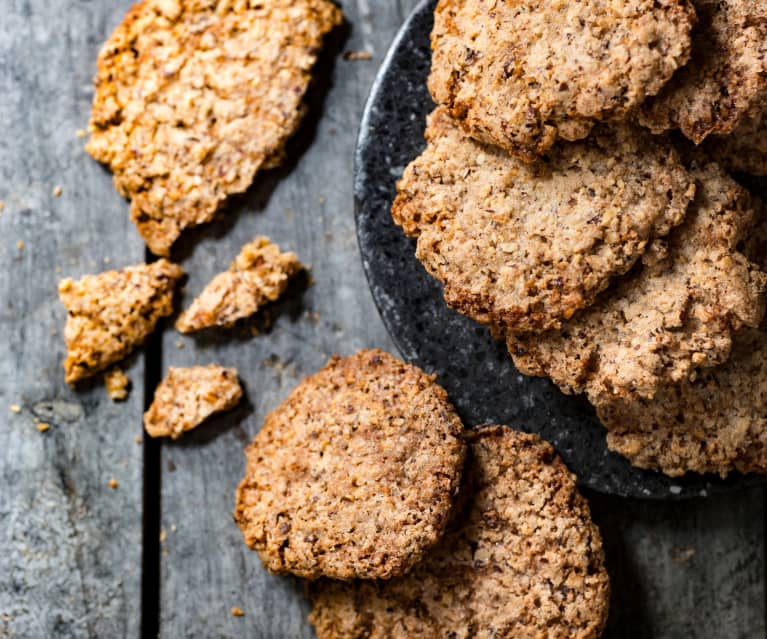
[0,2,764,638]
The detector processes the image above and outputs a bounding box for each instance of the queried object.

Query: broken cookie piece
[105,367,131,401]
[176,236,302,333]
[144,365,242,440]
[59,259,184,384]
[86,0,343,255]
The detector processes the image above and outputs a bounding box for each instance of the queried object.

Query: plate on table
[353,0,765,499]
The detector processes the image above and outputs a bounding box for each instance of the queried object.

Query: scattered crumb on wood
[134,436,143,444]
[671,546,697,562]
[35,422,50,433]
[318,195,326,205]
[343,50,373,61]
[171,524,177,533]
[51,328,59,336]
[231,607,245,617]
[0,200,5,211]
[103,256,111,264]
[55,265,62,273]
[53,186,62,197]
[175,340,185,349]
[107,478,119,490]
[249,325,260,337]
[75,129,87,138]
[9,404,21,414]
[159,529,167,543]
[105,367,131,402]
[16,240,24,251]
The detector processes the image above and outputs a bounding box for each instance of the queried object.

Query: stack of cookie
[234,349,611,637]
[393,0,767,478]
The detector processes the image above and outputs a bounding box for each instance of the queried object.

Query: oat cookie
[639,0,767,144]
[705,99,767,176]
[393,108,694,333]
[600,327,767,478]
[87,0,342,255]
[507,163,767,405]
[234,349,466,580]
[144,365,242,439]
[175,236,302,333]
[59,259,184,384]
[308,426,610,639]
[428,0,694,161]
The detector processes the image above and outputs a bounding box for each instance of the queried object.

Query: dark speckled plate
[354,0,764,499]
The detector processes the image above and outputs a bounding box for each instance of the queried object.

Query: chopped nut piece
[176,237,302,333]
[9,404,21,414]
[231,607,245,618]
[53,186,62,197]
[144,365,242,439]
[108,478,119,490]
[59,260,184,384]
[35,422,50,433]
[104,368,130,401]
[343,50,373,61]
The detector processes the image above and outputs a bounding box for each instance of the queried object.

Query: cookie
[233,349,466,580]
[59,259,184,384]
[428,0,694,161]
[638,0,767,144]
[308,426,610,639]
[175,236,302,333]
[144,365,242,439]
[705,99,767,176]
[600,327,767,478]
[86,0,342,255]
[507,162,767,405]
[393,108,695,333]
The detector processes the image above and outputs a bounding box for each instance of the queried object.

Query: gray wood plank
[154,2,767,639]
[0,2,145,637]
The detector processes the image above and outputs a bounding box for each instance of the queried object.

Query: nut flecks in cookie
[638,0,767,143]
[86,0,343,255]
[393,108,695,333]
[308,426,610,639]
[175,236,302,333]
[508,162,767,406]
[59,259,184,384]
[704,96,767,176]
[428,0,694,160]
[144,365,242,440]
[234,349,466,581]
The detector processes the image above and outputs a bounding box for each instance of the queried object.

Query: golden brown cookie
[600,327,767,478]
[175,236,302,333]
[59,259,184,384]
[234,349,466,580]
[638,0,767,144]
[144,365,242,439]
[507,162,767,406]
[87,0,342,255]
[704,98,767,176]
[308,426,610,639]
[393,108,695,333]
[428,0,694,161]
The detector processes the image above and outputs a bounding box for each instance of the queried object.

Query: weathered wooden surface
[1,1,766,638]
[0,1,144,637]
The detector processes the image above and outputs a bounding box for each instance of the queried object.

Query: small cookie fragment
[309,426,610,639]
[175,237,302,333]
[393,108,694,333]
[234,349,466,580]
[428,0,694,160]
[601,327,767,478]
[86,0,343,255]
[144,365,242,440]
[638,0,767,143]
[104,367,131,402]
[508,163,767,405]
[59,259,184,384]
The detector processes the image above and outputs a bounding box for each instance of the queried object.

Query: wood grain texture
[0,1,144,637]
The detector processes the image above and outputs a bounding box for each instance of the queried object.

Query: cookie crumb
[76,129,87,138]
[0,200,5,211]
[103,256,111,264]
[107,478,119,490]
[231,607,245,617]
[9,404,21,414]
[105,368,130,401]
[16,240,24,251]
[53,186,63,197]
[175,340,184,349]
[134,436,143,445]
[35,422,50,433]
[159,529,167,543]
[343,50,373,61]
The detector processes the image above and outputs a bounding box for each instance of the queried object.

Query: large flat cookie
[308,426,610,639]
[393,108,694,333]
[428,0,694,161]
[87,0,342,255]
[234,349,466,580]
[507,162,767,405]
[638,0,767,144]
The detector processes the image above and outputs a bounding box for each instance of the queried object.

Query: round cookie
[392,108,695,333]
[428,0,695,161]
[600,327,767,478]
[234,349,466,580]
[308,426,610,639]
[638,0,767,144]
[508,162,767,405]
